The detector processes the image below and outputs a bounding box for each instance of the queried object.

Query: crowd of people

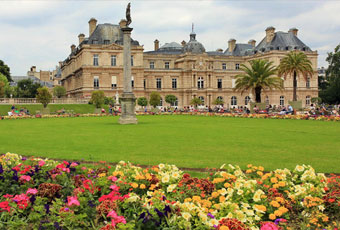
[8,105,30,116]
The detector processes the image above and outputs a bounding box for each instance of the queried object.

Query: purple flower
[0,165,3,174]
[65,207,69,211]
[22,157,27,161]
[44,204,50,214]
[208,213,215,219]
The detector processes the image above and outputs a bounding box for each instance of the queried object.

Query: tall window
[131,76,134,88]
[217,96,223,102]
[198,96,204,105]
[93,54,99,66]
[111,76,117,89]
[143,79,146,89]
[222,63,226,70]
[172,78,177,89]
[306,95,311,106]
[150,61,154,69]
[159,97,163,106]
[217,79,222,89]
[111,55,116,66]
[165,62,170,69]
[131,55,134,66]
[245,96,250,105]
[231,96,237,106]
[280,96,285,106]
[197,77,204,89]
[235,63,240,70]
[306,77,310,88]
[93,76,99,89]
[156,78,162,89]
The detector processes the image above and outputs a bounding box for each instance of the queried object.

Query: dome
[183,32,205,54]
[159,42,182,51]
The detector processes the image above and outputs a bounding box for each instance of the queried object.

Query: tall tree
[235,59,283,103]
[36,87,52,108]
[0,60,11,82]
[53,86,66,98]
[16,79,41,98]
[165,94,177,106]
[137,97,148,108]
[0,73,9,97]
[190,97,202,108]
[278,51,314,101]
[149,92,161,108]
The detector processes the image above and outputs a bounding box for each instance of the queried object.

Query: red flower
[0,201,11,212]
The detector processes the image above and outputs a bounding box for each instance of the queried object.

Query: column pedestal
[119,93,138,124]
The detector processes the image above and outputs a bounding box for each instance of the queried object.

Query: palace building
[60,18,318,108]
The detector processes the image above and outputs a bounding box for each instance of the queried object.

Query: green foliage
[235,59,282,103]
[149,91,161,108]
[213,98,224,105]
[319,44,340,104]
[0,73,9,97]
[311,97,322,105]
[104,96,115,106]
[278,51,313,101]
[36,87,52,108]
[16,79,41,98]
[137,97,148,107]
[0,60,11,82]
[190,97,202,107]
[53,86,66,98]
[165,94,177,106]
[90,90,105,108]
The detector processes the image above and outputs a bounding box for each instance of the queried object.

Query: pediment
[105,43,123,50]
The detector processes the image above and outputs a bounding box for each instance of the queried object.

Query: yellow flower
[192,196,201,202]
[246,169,252,174]
[269,214,276,220]
[257,171,263,176]
[273,184,280,189]
[247,164,253,168]
[131,183,138,189]
[258,166,264,171]
[270,201,280,208]
[211,192,219,198]
[274,210,283,217]
[270,177,278,183]
[219,196,226,203]
[254,204,267,213]
[140,184,146,189]
[220,226,230,230]
[98,173,106,177]
[278,181,286,187]
[224,182,231,188]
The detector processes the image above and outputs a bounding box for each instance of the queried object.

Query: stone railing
[0,98,89,104]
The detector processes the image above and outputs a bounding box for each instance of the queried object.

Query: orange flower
[269,214,276,220]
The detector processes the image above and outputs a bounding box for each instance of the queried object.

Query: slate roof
[183,32,205,54]
[224,44,254,56]
[255,31,312,52]
[144,42,184,55]
[10,76,54,88]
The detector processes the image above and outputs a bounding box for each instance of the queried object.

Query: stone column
[118,19,138,124]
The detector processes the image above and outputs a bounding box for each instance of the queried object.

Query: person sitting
[286,104,293,115]
[101,108,106,114]
[279,107,287,115]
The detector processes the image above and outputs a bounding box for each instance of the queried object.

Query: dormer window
[276,47,280,50]
[285,46,289,50]
[92,39,98,44]
[104,40,110,45]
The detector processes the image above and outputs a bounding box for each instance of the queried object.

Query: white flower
[171,171,180,179]
[159,163,165,169]
[253,189,265,202]
[162,174,170,183]
[182,212,192,221]
[208,219,219,227]
[167,184,177,193]
[318,205,325,211]
[237,189,244,195]
[226,212,233,218]
[218,188,227,196]
[295,165,305,172]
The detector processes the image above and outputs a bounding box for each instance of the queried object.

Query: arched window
[306,96,311,106]
[111,76,117,89]
[245,96,250,105]
[197,77,204,89]
[231,96,237,106]
[280,96,285,106]
[306,77,310,88]
[131,76,134,88]
[217,96,223,101]
[265,96,269,105]
[198,96,204,105]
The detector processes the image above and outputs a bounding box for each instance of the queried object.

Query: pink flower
[110,185,119,191]
[19,175,31,182]
[81,167,87,171]
[67,196,80,207]
[107,210,126,227]
[261,222,279,230]
[70,162,78,167]
[108,176,117,182]
[38,160,45,167]
[26,188,38,195]
[0,201,11,212]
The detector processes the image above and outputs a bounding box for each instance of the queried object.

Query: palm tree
[235,59,283,103]
[278,51,314,101]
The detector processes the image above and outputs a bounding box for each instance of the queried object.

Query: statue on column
[126,3,132,26]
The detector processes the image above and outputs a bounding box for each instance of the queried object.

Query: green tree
[0,73,9,97]
[213,97,224,105]
[16,79,40,98]
[190,97,202,108]
[53,86,66,98]
[0,60,12,82]
[104,96,115,106]
[149,92,161,108]
[137,97,148,107]
[278,51,313,101]
[165,94,177,106]
[319,44,340,104]
[235,59,283,103]
[90,90,105,108]
[36,87,52,108]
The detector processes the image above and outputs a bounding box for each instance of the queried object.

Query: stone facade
[60,19,318,108]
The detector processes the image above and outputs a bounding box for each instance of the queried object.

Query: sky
[0,0,339,76]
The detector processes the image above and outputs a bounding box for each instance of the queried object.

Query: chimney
[248,39,256,47]
[265,26,275,43]
[216,48,223,53]
[31,66,36,72]
[181,40,186,46]
[78,33,85,44]
[289,27,298,36]
[88,18,97,36]
[71,44,76,53]
[154,39,159,51]
[59,61,63,68]
[228,39,236,52]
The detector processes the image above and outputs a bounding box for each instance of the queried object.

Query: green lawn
[0,104,109,116]
[0,115,339,173]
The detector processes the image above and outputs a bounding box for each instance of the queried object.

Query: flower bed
[0,153,339,229]
[1,112,340,122]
